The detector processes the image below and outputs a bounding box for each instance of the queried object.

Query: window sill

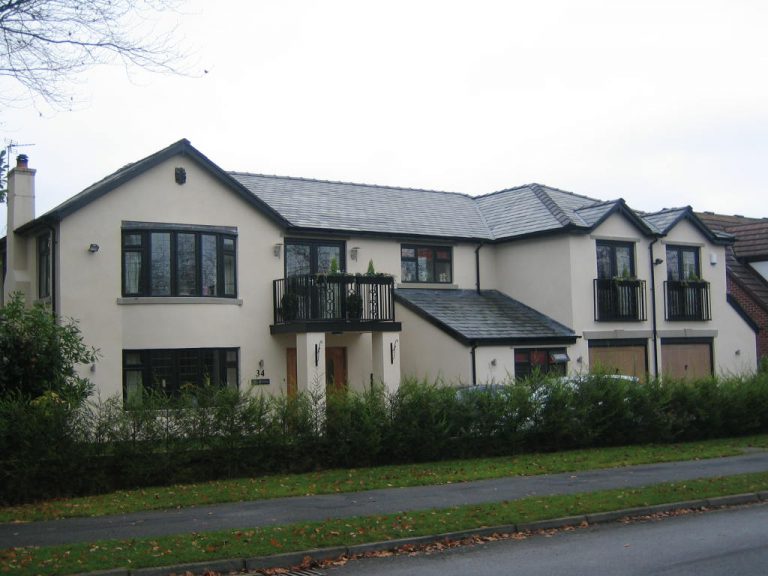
[397,283,458,290]
[117,297,243,306]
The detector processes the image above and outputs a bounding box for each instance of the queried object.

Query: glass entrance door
[285,240,344,277]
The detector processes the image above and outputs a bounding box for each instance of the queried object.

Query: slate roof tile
[230,172,492,239]
[395,289,576,343]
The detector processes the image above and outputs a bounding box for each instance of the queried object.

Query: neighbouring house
[697,212,768,362]
[0,140,758,403]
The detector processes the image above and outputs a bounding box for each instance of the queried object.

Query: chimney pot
[16,154,29,169]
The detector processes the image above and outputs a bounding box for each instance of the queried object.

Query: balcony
[664,280,711,321]
[593,278,647,322]
[272,274,400,333]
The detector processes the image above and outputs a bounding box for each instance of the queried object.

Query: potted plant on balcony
[346,291,363,320]
[281,291,299,321]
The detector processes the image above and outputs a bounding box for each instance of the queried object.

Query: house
[697,212,768,362]
[0,140,758,403]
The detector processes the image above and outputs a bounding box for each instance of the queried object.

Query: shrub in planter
[281,292,300,321]
[346,292,363,319]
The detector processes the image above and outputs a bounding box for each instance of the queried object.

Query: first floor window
[666,245,700,281]
[514,348,568,379]
[123,348,238,403]
[401,245,452,283]
[596,240,635,279]
[122,226,237,297]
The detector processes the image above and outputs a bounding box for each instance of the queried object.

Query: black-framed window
[123,348,238,403]
[37,233,51,299]
[122,228,237,297]
[401,245,452,283]
[596,241,635,279]
[666,245,700,281]
[285,239,345,277]
[514,348,568,379]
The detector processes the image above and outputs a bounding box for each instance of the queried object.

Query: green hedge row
[1,371,768,504]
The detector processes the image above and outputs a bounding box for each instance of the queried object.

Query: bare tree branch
[0,0,188,109]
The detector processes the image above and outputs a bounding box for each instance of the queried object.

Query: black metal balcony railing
[273,274,395,325]
[593,278,647,322]
[664,280,711,321]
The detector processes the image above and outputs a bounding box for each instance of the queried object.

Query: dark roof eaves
[15,140,292,235]
[648,207,732,245]
[590,199,657,237]
[727,269,768,314]
[727,294,760,333]
[286,226,491,243]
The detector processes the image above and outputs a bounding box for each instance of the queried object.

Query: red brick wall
[727,276,768,361]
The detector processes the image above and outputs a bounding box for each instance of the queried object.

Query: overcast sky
[2,0,767,235]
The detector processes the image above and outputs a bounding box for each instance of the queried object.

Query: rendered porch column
[296,332,326,395]
[372,332,401,392]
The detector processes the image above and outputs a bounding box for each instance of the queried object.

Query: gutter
[649,237,660,377]
[470,343,478,385]
[47,223,58,317]
[475,242,484,294]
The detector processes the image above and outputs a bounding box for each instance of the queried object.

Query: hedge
[1,371,768,504]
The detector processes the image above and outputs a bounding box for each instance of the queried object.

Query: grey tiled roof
[641,208,689,233]
[7,139,728,246]
[230,172,492,240]
[473,184,603,239]
[395,289,576,344]
[575,201,621,227]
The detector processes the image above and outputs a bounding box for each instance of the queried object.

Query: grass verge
[3,471,768,576]
[2,434,766,523]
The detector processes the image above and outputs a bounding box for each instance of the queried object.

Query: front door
[286,348,297,397]
[286,346,347,394]
[325,347,347,392]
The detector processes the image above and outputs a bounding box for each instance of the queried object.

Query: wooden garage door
[661,341,712,380]
[589,343,647,378]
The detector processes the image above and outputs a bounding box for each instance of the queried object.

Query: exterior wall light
[273,243,283,258]
[351,247,360,261]
[88,243,100,253]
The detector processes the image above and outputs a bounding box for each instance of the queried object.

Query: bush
[2,371,768,505]
[0,292,98,401]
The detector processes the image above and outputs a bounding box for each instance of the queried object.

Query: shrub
[0,292,98,401]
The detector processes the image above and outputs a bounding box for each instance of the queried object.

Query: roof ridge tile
[530,183,573,227]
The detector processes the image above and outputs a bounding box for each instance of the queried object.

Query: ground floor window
[514,348,568,379]
[123,348,238,403]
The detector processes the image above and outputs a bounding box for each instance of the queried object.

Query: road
[326,503,768,576]
[3,452,767,548]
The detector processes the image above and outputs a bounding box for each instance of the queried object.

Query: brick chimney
[7,154,36,231]
[3,154,36,302]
